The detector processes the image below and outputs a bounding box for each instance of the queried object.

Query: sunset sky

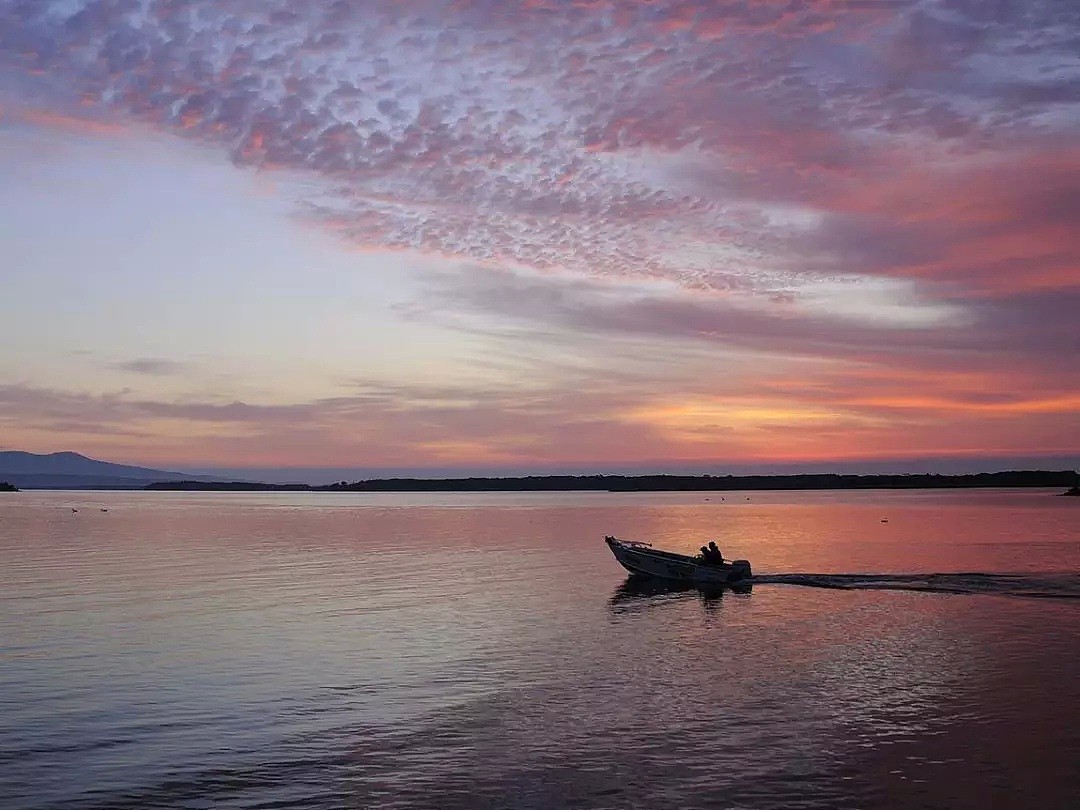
[0,1,1077,479]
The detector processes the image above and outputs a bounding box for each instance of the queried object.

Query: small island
[0,481,18,492]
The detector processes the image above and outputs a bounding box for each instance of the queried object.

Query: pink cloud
[789,148,1080,295]
[1,0,1072,294]
[1,0,1077,468]
[16,107,127,136]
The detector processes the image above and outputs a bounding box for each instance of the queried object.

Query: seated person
[706,541,724,564]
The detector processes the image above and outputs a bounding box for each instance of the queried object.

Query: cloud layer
[0,0,1077,468]
[3,1,1076,289]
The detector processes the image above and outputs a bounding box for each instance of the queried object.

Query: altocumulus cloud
[0,0,1076,297]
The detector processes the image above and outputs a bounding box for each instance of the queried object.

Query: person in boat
[706,541,724,565]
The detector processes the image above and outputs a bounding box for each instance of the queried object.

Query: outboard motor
[728,559,752,582]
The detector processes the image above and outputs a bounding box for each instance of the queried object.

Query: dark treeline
[323,470,1077,492]
[0,481,18,492]
[144,470,1078,492]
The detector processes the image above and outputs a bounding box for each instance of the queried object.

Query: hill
[0,451,219,489]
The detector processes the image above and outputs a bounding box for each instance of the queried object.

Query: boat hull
[605,536,751,585]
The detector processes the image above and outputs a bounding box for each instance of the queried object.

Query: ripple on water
[1,491,1077,808]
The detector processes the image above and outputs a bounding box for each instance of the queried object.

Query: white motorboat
[605,535,752,585]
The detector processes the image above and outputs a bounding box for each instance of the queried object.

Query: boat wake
[753,572,1080,599]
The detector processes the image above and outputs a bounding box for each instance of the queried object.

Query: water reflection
[2,491,1076,810]
[608,575,751,614]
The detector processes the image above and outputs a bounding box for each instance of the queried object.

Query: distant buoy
[881,518,889,523]
[71,508,78,513]
[100,508,108,512]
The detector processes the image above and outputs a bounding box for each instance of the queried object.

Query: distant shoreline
[135,470,1079,493]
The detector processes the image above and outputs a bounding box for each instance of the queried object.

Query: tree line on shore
[142,470,1079,493]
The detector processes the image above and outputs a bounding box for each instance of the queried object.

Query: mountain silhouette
[0,451,220,489]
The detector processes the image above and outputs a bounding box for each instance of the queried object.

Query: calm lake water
[1,488,1078,809]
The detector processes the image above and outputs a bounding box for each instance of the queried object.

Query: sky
[0,0,1077,480]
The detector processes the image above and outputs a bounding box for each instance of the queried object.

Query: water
[1,488,1077,809]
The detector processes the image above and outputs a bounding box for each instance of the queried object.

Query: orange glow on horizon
[845,394,1080,415]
